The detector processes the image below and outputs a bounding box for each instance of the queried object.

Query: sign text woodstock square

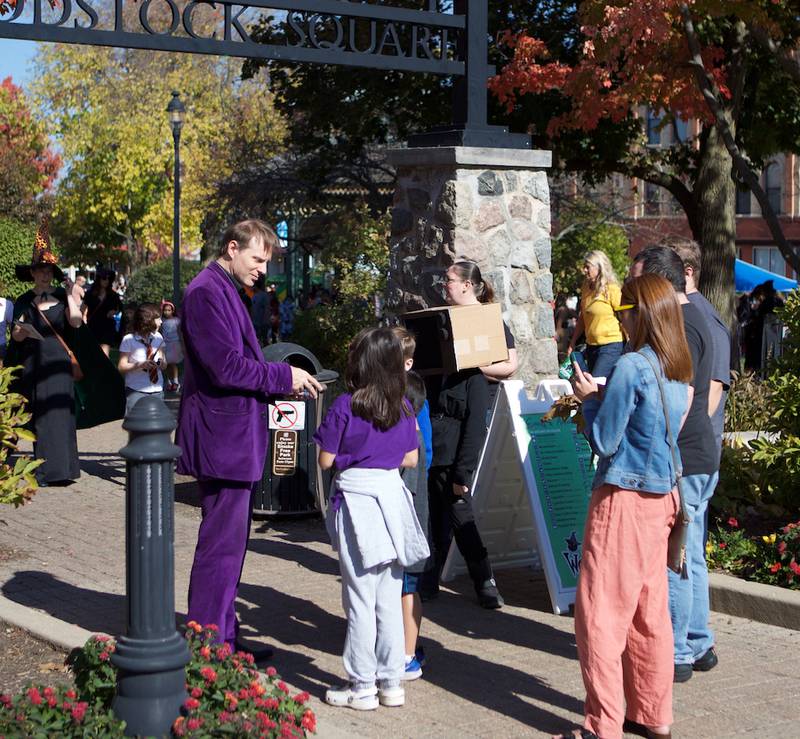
[0,0,465,74]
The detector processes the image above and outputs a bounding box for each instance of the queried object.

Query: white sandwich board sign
[441,379,594,615]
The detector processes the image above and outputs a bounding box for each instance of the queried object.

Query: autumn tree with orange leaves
[0,77,60,222]
[490,0,800,323]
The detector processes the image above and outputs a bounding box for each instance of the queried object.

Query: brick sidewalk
[1,420,798,737]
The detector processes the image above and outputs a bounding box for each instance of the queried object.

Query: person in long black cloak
[8,238,84,486]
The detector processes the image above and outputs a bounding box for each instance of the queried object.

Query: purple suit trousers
[187,480,254,645]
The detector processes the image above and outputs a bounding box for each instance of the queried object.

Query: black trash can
[253,343,339,516]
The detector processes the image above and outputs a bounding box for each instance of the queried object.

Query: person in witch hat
[6,225,127,473]
[7,220,85,486]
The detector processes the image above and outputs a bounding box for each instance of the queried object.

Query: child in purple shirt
[314,327,427,711]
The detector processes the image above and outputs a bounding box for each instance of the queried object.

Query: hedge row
[0,217,39,299]
[124,257,204,305]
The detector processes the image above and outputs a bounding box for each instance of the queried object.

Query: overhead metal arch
[0,0,530,148]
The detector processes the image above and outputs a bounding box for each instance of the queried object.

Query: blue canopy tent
[735,258,798,292]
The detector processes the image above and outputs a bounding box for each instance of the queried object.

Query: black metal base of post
[111,631,190,736]
[408,125,531,149]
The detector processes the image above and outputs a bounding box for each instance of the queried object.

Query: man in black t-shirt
[630,247,719,683]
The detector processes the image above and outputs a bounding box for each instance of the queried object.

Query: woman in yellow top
[567,250,624,378]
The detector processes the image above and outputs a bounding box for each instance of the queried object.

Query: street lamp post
[167,91,185,307]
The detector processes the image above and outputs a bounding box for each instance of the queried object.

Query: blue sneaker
[402,656,422,681]
[414,646,426,667]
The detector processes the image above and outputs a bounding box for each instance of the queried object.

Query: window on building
[753,246,787,276]
[736,186,751,215]
[672,117,689,143]
[646,109,662,146]
[764,163,782,214]
[644,181,661,216]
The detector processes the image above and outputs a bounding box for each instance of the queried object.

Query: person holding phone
[567,250,624,379]
[7,228,84,485]
[557,273,693,739]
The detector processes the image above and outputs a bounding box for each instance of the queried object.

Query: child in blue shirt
[393,326,434,679]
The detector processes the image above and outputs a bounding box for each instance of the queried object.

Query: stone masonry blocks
[388,148,558,388]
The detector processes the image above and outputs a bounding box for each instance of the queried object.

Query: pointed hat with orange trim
[15,218,64,282]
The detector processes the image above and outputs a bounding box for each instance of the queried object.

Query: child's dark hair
[405,370,426,414]
[392,326,416,361]
[346,327,410,431]
[133,302,160,337]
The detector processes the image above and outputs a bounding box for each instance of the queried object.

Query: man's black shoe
[233,640,274,663]
[673,663,693,683]
[693,647,718,672]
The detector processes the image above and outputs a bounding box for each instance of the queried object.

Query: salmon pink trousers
[575,484,679,739]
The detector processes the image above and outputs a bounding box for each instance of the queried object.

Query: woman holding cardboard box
[423,260,513,609]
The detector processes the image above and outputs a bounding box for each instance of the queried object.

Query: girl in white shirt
[118,302,165,414]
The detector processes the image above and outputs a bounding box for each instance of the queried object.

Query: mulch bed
[0,621,72,695]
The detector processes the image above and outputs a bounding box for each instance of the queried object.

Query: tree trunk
[695,123,736,327]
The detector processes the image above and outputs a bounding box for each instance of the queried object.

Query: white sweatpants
[336,505,404,690]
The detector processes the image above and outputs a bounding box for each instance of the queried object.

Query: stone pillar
[387,147,558,389]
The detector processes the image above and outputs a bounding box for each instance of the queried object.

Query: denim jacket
[582,346,689,494]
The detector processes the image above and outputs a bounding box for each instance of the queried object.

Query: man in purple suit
[177,219,322,656]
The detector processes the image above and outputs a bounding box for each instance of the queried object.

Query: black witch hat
[15,219,65,283]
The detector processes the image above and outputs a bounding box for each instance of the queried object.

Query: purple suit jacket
[176,262,292,482]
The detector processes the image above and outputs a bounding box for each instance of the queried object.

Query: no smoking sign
[268,401,306,431]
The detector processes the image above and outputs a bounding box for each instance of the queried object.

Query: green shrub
[713,442,763,515]
[551,198,630,298]
[0,366,41,510]
[292,301,377,376]
[707,516,800,590]
[125,258,204,305]
[292,205,389,376]
[723,370,771,433]
[2,626,317,737]
[739,290,800,512]
[0,685,124,736]
[0,217,38,299]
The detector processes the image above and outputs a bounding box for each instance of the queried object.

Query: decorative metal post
[112,396,189,736]
[167,91,185,307]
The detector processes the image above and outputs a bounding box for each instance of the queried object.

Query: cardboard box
[401,303,509,374]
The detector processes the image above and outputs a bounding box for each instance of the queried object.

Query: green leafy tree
[32,38,285,267]
[125,259,204,306]
[551,199,630,298]
[0,77,60,223]
[292,206,390,373]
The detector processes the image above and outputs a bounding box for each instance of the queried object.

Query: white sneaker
[324,683,378,711]
[377,685,405,707]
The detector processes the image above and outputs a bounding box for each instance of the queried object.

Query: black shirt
[427,368,490,485]
[486,321,516,410]
[678,302,717,476]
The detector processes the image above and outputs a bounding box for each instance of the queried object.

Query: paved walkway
[1,420,798,737]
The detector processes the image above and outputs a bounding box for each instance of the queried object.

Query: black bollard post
[112,396,190,736]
